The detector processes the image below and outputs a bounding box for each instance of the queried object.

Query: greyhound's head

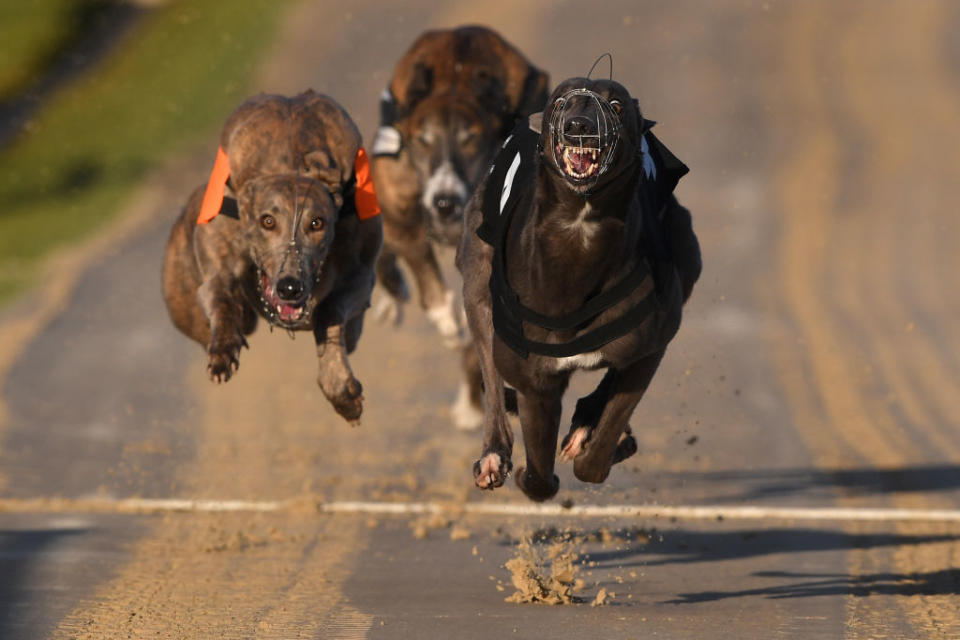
[398,59,512,244]
[238,174,340,329]
[401,93,501,244]
[542,78,644,195]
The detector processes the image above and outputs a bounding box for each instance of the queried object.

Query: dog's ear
[236,180,258,219]
[514,67,550,117]
[404,62,433,110]
[326,184,344,211]
[302,149,341,186]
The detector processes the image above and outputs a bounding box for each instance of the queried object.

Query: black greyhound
[456,77,701,501]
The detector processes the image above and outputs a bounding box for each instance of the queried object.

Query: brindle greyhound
[371,26,549,430]
[457,77,701,501]
[162,91,382,423]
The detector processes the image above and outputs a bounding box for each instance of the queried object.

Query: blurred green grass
[0,0,290,305]
[0,0,77,100]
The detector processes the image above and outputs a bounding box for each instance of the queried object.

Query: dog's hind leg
[514,386,565,502]
[373,248,410,325]
[560,368,618,462]
[572,349,666,484]
[387,221,463,348]
[451,341,484,431]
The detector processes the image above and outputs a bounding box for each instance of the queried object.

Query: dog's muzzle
[252,243,321,328]
[548,88,622,185]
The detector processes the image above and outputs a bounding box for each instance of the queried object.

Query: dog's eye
[309,217,325,232]
[609,100,623,116]
[260,214,276,230]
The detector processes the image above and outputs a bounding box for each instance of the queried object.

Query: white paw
[560,427,590,462]
[451,381,483,431]
[476,453,504,489]
[373,294,404,326]
[426,290,466,349]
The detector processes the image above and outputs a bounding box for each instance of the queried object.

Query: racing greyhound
[162,92,382,423]
[457,77,701,500]
[371,25,549,429]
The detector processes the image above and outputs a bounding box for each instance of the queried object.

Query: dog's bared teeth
[561,145,601,179]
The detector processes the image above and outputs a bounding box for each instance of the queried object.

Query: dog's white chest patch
[563,202,599,244]
[553,350,605,371]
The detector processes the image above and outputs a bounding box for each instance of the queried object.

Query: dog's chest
[557,202,601,246]
[551,350,606,372]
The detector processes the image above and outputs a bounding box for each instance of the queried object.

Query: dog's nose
[276,276,304,301]
[564,115,596,138]
[433,193,462,221]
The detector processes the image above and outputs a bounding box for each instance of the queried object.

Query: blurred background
[0,1,959,637]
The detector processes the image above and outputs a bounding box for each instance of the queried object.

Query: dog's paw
[207,335,246,383]
[611,426,638,465]
[451,382,483,431]
[560,426,590,462]
[567,427,636,482]
[515,466,560,502]
[372,294,405,326]
[322,374,364,423]
[426,290,466,349]
[473,452,512,490]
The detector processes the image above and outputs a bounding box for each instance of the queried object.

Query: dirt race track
[2,1,960,638]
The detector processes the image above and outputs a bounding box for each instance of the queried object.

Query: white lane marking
[3,498,960,523]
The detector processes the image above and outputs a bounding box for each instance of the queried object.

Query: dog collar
[196,146,380,225]
[479,118,687,359]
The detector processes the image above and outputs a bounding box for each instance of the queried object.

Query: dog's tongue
[279,303,300,321]
[569,149,595,174]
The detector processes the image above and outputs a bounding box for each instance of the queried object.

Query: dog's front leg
[313,320,363,423]
[514,386,565,501]
[197,277,248,383]
[460,257,512,488]
[467,331,513,489]
[560,369,638,465]
[571,349,666,484]
[312,268,373,423]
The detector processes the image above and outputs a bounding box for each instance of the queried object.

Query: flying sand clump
[504,536,585,604]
